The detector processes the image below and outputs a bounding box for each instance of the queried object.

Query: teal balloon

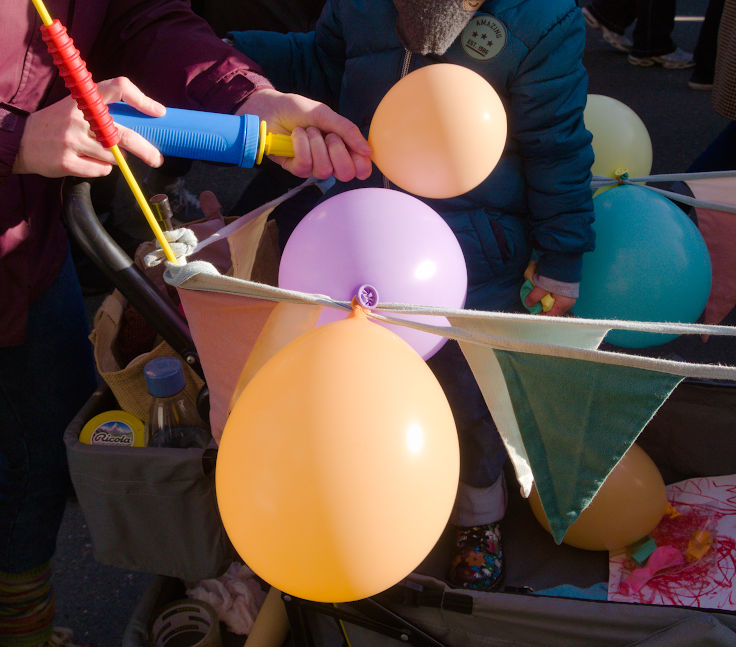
[573,185,712,348]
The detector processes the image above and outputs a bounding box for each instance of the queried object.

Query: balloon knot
[350,297,370,318]
[614,168,630,184]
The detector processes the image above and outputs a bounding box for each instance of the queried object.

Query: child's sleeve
[510,6,595,285]
[229,1,346,109]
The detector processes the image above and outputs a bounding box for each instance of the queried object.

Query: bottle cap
[144,356,186,397]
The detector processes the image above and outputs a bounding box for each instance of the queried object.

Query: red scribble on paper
[610,476,736,609]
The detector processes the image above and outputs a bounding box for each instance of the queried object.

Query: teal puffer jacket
[232,0,595,310]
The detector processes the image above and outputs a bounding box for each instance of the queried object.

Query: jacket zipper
[382,49,412,189]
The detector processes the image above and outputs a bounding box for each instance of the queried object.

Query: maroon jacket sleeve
[90,0,273,114]
[0,106,27,182]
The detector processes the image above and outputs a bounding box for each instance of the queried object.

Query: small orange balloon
[368,63,507,199]
[216,307,459,602]
[529,444,667,551]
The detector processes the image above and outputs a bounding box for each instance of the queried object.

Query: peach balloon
[368,63,507,199]
[529,444,667,551]
[216,306,459,602]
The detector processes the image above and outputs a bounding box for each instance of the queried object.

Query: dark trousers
[693,0,726,82]
[588,0,677,56]
[0,251,96,571]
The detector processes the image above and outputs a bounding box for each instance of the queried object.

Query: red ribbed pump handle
[40,20,120,148]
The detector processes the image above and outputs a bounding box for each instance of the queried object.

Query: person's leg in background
[690,0,726,89]
[627,0,695,67]
[582,0,637,52]
[631,0,676,56]
[0,251,97,646]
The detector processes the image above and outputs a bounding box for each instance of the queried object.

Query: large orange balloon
[529,444,667,551]
[216,307,459,602]
[368,63,506,199]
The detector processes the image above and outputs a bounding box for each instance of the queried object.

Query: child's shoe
[447,522,504,591]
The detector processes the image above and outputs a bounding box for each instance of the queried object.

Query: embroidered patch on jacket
[460,14,507,61]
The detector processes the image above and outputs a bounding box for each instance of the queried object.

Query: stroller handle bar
[63,178,204,379]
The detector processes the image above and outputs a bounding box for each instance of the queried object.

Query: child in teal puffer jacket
[230,0,595,591]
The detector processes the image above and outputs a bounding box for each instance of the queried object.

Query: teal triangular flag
[494,350,683,544]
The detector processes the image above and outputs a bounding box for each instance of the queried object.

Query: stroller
[63,176,736,647]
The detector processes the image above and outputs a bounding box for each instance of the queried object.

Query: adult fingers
[97,77,166,117]
[324,132,357,183]
[63,153,115,178]
[307,102,371,158]
[279,126,312,178]
[116,125,164,167]
[305,126,335,180]
[92,77,165,166]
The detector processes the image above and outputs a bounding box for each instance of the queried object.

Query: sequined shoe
[447,522,503,591]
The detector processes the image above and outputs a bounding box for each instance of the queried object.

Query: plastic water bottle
[144,356,211,449]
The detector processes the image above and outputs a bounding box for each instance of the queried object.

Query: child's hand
[13,77,166,178]
[524,285,576,317]
[242,89,373,182]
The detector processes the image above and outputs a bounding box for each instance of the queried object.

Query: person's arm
[229,0,346,108]
[94,0,368,181]
[11,78,165,178]
[240,88,371,182]
[91,0,273,114]
[510,5,595,315]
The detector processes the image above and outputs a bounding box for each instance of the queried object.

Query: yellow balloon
[216,307,459,602]
[368,63,507,199]
[529,444,667,551]
[584,94,653,180]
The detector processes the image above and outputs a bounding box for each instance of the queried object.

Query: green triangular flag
[494,350,682,543]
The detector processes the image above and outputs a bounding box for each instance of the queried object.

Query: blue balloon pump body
[107,102,262,168]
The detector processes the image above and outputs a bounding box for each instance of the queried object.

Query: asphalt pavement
[54,3,729,645]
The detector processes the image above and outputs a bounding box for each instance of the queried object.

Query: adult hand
[13,77,166,178]
[524,285,576,317]
[242,88,372,182]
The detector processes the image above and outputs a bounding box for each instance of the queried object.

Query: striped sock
[0,562,54,647]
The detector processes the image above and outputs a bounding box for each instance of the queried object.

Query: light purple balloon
[278,188,468,359]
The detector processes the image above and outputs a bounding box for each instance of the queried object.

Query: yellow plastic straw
[31,0,52,25]
[31,0,178,264]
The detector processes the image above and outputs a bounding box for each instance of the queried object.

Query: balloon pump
[107,103,294,167]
